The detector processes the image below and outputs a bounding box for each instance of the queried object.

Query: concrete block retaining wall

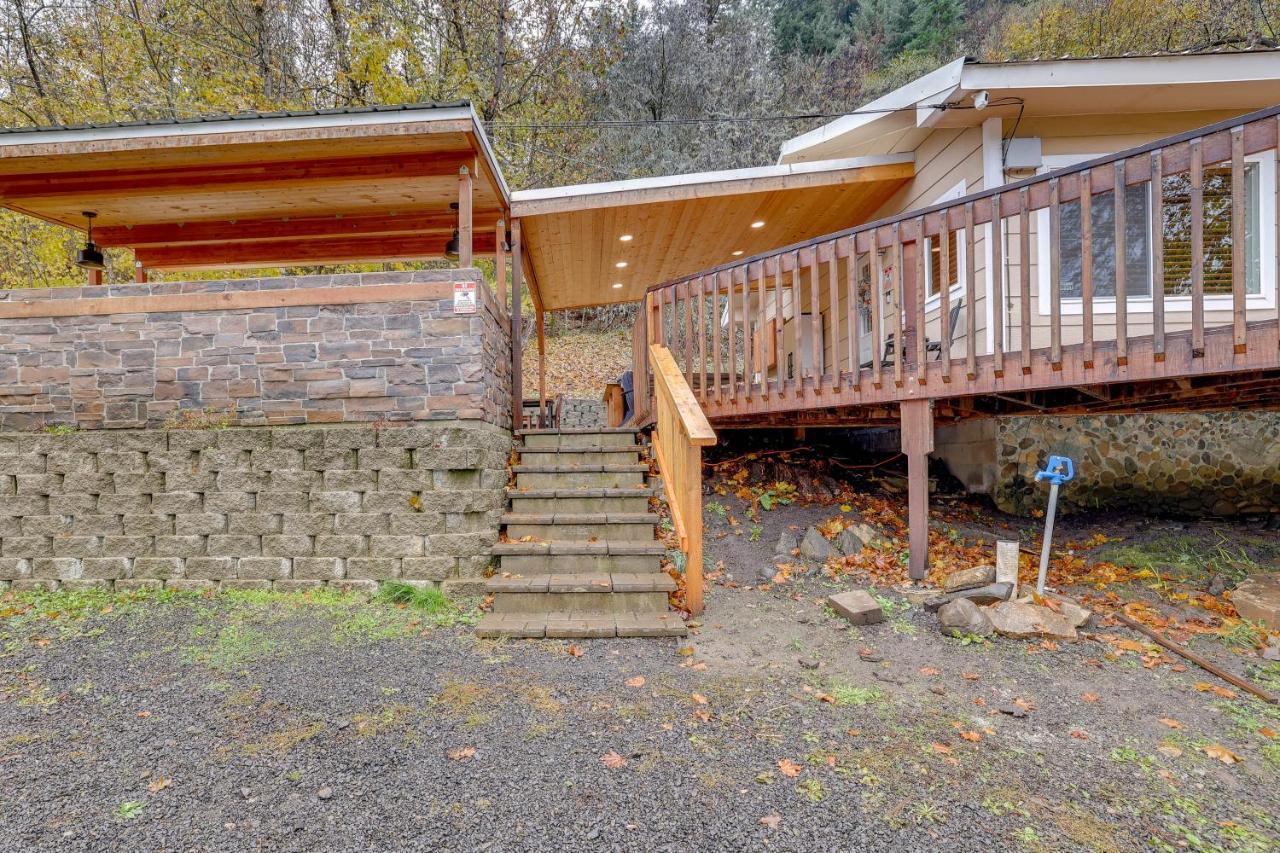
[0,422,508,595]
[0,269,510,431]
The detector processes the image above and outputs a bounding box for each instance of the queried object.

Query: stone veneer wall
[986,412,1280,517]
[0,269,510,431]
[558,397,607,430]
[0,423,507,595]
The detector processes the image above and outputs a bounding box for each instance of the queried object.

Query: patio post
[536,307,547,427]
[900,398,933,582]
[458,165,473,267]
[511,218,523,429]
[495,219,507,309]
[134,262,147,283]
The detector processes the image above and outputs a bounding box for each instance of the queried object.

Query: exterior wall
[0,269,511,431]
[933,412,1280,518]
[0,422,508,595]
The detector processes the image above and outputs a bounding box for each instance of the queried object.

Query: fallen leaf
[1013,697,1036,713]
[962,672,980,681]
[1156,744,1183,758]
[1158,718,1183,729]
[959,731,982,743]
[691,693,709,705]
[759,814,782,829]
[447,746,476,761]
[1202,744,1241,765]
[137,710,152,718]
[692,709,711,722]
[566,645,585,658]
[1082,693,1100,703]
[919,666,940,677]
[777,758,802,777]
[625,676,646,688]
[1259,726,1276,739]
[147,777,171,793]
[1194,682,1237,699]
[1040,640,1059,652]
[601,751,627,770]
[678,646,695,657]
[1070,729,1089,740]
[930,742,953,755]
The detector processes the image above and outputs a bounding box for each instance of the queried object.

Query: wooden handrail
[649,343,715,615]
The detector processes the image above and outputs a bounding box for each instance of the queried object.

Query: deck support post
[87,268,103,286]
[133,262,147,283]
[536,306,547,427]
[900,398,933,583]
[458,166,473,268]
[510,218,523,430]
[494,219,507,309]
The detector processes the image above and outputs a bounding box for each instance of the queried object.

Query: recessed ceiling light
[619,234,633,242]
[615,261,628,268]
[612,282,623,289]
[731,250,744,256]
[750,220,765,229]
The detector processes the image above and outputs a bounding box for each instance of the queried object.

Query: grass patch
[375,581,451,614]
[826,680,885,707]
[183,624,277,670]
[1096,532,1273,589]
[239,721,325,756]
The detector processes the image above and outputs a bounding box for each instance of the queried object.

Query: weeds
[826,681,884,707]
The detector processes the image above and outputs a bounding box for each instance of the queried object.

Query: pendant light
[75,211,106,270]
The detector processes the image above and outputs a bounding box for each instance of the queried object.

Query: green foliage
[375,581,452,615]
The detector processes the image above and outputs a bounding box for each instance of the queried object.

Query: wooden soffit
[0,105,510,270]
[512,155,914,311]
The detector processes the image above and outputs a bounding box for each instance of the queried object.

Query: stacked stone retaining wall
[0,422,507,595]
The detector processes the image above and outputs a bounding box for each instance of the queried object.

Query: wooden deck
[630,104,1280,583]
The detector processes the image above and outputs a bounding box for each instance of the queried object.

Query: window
[926,230,959,297]
[1037,151,1274,313]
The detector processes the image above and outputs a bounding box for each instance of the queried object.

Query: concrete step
[492,590,669,614]
[519,428,641,451]
[475,610,687,639]
[493,539,666,574]
[513,464,647,489]
[519,447,646,466]
[487,571,676,594]
[508,487,654,514]
[502,512,656,542]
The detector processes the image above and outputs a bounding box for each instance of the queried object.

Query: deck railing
[648,344,716,615]
[633,104,1280,420]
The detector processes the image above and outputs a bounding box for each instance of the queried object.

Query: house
[0,50,1275,634]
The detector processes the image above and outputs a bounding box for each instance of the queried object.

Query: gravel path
[1,584,1277,852]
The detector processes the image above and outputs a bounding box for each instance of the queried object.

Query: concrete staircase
[474,428,688,639]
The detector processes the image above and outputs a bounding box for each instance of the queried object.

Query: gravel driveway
[1,585,1277,852]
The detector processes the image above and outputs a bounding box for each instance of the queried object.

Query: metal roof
[0,100,472,136]
[967,44,1280,65]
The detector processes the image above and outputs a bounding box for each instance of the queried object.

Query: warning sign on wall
[453,281,477,314]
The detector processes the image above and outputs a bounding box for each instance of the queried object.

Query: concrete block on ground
[826,590,886,626]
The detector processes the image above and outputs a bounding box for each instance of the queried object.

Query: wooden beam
[494,219,508,309]
[458,165,474,268]
[536,306,547,426]
[900,399,933,583]
[0,151,478,202]
[511,218,524,430]
[95,210,505,248]
[137,232,497,270]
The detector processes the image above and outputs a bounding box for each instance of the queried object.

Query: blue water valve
[1035,455,1074,486]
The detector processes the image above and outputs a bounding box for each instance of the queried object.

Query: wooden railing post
[648,344,716,616]
[458,165,473,268]
[510,218,523,429]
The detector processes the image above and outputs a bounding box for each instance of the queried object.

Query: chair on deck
[868,299,964,368]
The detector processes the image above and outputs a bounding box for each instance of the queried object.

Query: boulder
[1047,595,1092,629]
[826,590,885,626]
[1231,573,1280,630]
[985,600,1078,641]
[799,527,833,561]
[834,528,865,557]
[923,582,1014,612]
[844,522,884,548]
[774,531,799,556]
[942,565,996,592]
[937,598,993,638]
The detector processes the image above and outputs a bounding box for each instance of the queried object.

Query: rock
[1262,642,1280,662]
[1231,573,1280,630]
[826,590,885,626]
[799,527,832,561]
[997,704,1029,718]
[858,648,883,663]
[937,598,994,637]
[833,528,865,556]
[985,600,1078,641]
[1048,595,1092,629]
[923,583,1014,612]
[798,658,819,670]
[873,670,904,685]
[942,565,997,592]
[774,532,798,556]
[240,787,252,800]
[1206,574,1227,597]
[317,787,333,801]
[844,522,883,548]
[995,541,1020,596]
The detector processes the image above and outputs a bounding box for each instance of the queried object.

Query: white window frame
[923,180,968,313]
[1036,150,1276,315]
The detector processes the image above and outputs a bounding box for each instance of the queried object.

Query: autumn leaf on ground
[919,666,940,677]
[691,693,708,705]
[1156,744,1183,758]
[601,751,627,770]
[447,746,476,761]
[1082,693,1100,703]
[1013,697,1036,713]
[759,814,782,829]
[1202,744,1242,764]
[777,758,802,777]
[930,742,953,755]
[625,676,646,688]
[147,777,172,793]
[959,731,982,743]
[566,645,585,658]
[1259,726,1277,739]
[962,672,980,681]
[1070,729,1089,740]
[1193,682,1237,699]
[137,710,152,718]
[1158,718,1183,729]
